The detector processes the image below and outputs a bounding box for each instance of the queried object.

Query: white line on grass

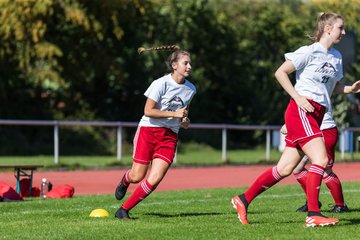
[140,188,360,206]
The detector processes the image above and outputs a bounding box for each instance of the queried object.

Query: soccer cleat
[296,202,308,212]
[231,195,249,224]
[115,176,129,200]
[330,205,349,213]
[305,215,339,227]
[115,207,131,220]
[296,201,322,212]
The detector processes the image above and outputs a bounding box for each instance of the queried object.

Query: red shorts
[133,126,178,165]
[285,99,326,149]
[323,127,338,168]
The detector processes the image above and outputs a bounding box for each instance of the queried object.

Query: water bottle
[40,178,48,198]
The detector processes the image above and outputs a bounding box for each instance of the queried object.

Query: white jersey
[321,110,336,130]
[285,42,343,111]
[139,74,196,133]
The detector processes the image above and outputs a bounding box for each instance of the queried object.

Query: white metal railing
[0,119,357,164]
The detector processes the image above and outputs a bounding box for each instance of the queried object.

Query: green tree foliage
[0,0,99,118]
[1,0,360,154]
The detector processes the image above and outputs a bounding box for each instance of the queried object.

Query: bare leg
[147,158,171,187]
[115,162,149,201]
[293,155,308,174]
[276,147,304,177]
[121,159,170,211]
[301,137,327,167]
[128,162,149,183]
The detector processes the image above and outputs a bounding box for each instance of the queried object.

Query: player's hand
[351,80,360,93]
[280,124,287,135]
[180,117,190,129]
[294,95,314,112]
[173,107,188,118]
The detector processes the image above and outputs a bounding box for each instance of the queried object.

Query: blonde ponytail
[308,12,343,42]
[137,45,180,54]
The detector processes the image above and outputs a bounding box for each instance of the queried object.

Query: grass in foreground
[0,182,359,240]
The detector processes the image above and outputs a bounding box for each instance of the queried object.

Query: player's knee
[318,157,328,168]
[280,170,292,177]
[129,173,145,183]
[147,173,165,187]
[292,166,304,175]
[277,167,292,177]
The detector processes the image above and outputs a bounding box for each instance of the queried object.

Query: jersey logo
[165,96,184,111]
[315,62,336,76]
[169,96,184,106]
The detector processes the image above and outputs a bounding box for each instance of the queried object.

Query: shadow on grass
[338,218,360,225]
[346,208,360,213]
[145,212,223,218]
[322,207,360,213]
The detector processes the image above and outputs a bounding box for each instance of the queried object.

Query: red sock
[244,166,282,204]
[122,180,154,211]
[306,164,324,213]
[323,172,345,206]
[294,168,308,193]
[122,170,131,186]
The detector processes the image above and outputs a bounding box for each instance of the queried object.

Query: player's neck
[318,38,333,50]
[171,73,185,84]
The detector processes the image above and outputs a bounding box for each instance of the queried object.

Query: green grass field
[1,182,359,240]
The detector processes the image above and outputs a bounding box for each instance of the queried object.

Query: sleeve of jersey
[144,80,165,103]
[284,46,311,70]
[338,64,344,81]
[337,52,344,81]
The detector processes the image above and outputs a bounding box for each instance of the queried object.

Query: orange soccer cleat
[305,215,339,227]
[231,195,249,225]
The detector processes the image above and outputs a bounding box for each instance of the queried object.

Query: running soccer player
[287,109,349,213]
[114,45,196,220]
[231,12,360,227]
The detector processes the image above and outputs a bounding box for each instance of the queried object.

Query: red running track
[1,162,360,196]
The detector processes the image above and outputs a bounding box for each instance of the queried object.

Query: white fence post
[266,129,270,161]
[54,123,59,164]
[222,128,227,162]
[341,128,345,160]
[117,126,122,161]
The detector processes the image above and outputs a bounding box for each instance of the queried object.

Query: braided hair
[137,45,180,54]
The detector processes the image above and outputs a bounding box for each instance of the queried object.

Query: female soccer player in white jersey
[231,12,360,227]
[114,46,196,220]
[281,109,349,213]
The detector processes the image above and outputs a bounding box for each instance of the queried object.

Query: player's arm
[144,98,188,119]
[274,60,314,112]
[334,80,360,94]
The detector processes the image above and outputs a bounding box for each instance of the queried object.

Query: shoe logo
[306,217,315,224]
[262,185,269,189]
[235,199,244,207]
[234,199,244,207]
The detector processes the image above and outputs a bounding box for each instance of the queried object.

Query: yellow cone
[89,208,110,218]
